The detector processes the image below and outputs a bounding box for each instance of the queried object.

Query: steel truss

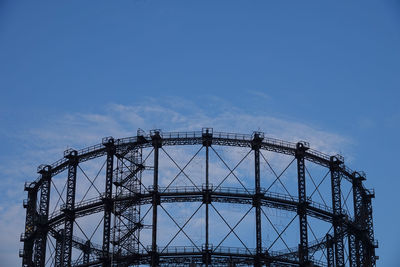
[21,129,377,266]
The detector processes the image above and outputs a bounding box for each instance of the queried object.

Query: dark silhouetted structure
[20,128,377,266]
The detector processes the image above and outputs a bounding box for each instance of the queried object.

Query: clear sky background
[0,0,399,265]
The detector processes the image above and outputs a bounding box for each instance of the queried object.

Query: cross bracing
[21,128,377,267]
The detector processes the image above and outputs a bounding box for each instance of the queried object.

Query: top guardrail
[29,129,361,190]
[306,148,331,162]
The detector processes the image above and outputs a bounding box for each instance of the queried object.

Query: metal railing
[48,185,342,223]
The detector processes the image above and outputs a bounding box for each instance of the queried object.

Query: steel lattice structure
[20,128,377,267]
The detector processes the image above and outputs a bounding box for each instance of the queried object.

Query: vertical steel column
[296,142,309,266]
[102,137,115,267]
[348,233,357,267]
[251,132,263,267]
[62,149,78,266]
[34,165,52,267]
[363,190,376,267]
[54,229,64,267]
[330,156,345,267]
[151,130,161,267]
[326,234,334,267]
[21,184,38,267]
[202,128,212,266]
[352,173,365,267]
[206,145,209,250]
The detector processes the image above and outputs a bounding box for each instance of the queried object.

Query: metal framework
[20,128,377,266]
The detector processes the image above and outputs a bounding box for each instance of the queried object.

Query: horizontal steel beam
[47,186,350,228]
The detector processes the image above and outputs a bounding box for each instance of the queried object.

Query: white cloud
[248,90,271,101]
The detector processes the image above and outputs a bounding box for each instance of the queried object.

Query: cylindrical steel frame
[20,129,377,267]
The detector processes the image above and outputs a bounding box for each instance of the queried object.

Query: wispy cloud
[0,97,352,265]
[248,90,271,101]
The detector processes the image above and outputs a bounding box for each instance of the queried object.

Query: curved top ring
[27,128,363,190]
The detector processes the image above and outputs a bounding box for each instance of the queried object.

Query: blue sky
[0,0,399,265]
